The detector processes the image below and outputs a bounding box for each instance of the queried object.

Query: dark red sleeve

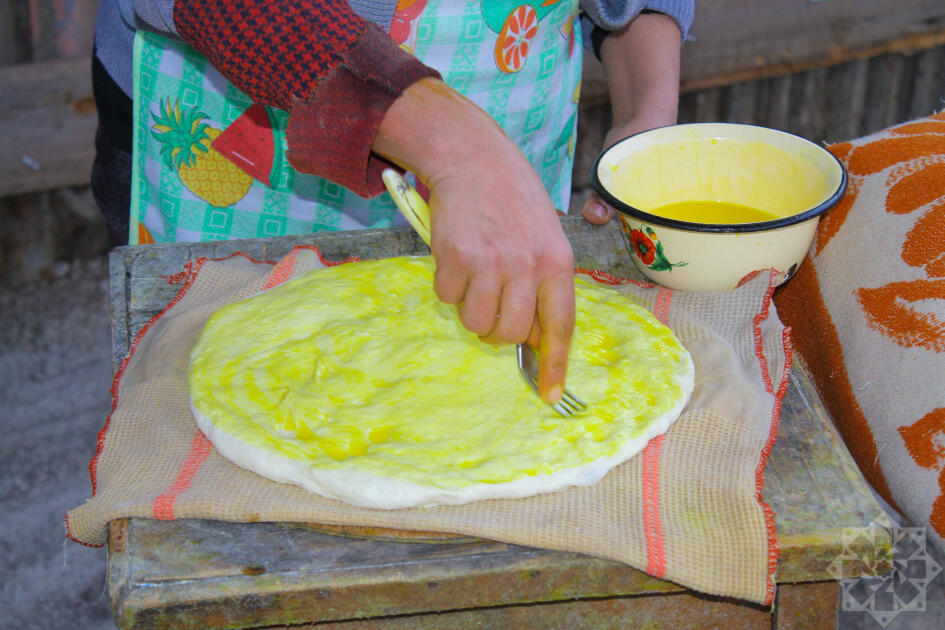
[174,0,441,197]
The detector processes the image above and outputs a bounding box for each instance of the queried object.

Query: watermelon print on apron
[130,0,582,244]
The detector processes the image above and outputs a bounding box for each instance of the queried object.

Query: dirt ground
[1,256,942,630]
[1,257,115,629]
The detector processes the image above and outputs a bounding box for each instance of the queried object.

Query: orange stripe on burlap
[641,287,674,578]
[652,286,673,324]
[773,260,896,507]
[264,245,361,289]
[152,431,213,519]
[147,246,362,522]
[66,253,276,546]
[642,434,666,577]
[263,248,302,289]
[150,250,308,522]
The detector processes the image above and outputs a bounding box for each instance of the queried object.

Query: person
[91,0,693,404]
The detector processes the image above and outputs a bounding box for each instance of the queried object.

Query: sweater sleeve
[581,0,695,42]
[173,0,440,197]
[642,0,694,39]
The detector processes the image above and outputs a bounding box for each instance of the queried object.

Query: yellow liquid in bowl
[650,201,781,224]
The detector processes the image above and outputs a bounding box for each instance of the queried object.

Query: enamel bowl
[591,123,847,292]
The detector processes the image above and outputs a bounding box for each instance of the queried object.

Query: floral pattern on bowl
[619,218,688,273]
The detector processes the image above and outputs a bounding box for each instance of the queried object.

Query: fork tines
[553,390,587,417]
[516,343,588,417]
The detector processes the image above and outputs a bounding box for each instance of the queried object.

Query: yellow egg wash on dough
[189,257,690,490]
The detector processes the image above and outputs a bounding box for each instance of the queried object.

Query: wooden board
[105,218,890,629]
[0,57,97,197]
[680,0,945,92]
[581,0,945,103]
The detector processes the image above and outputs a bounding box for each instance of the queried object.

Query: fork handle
[382,169,432,247]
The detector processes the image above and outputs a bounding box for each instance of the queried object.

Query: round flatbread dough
[188,256,694,509]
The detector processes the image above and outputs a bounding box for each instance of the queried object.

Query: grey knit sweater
[94,0,693,100]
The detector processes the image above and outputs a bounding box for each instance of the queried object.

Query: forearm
[600,11,682,133]
[581,11,684,225]
[371,78,514,187]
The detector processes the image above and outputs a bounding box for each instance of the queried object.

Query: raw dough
[189,256,694,508]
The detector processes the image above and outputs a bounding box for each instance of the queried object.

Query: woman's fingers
[526,318,542,349]
[480,276,538,345]
[433,257,469,306]
[446,259,574,406]
[457,271,502,336]
[536,272,576,403]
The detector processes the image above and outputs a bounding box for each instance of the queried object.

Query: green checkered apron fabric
[130,0,582,244]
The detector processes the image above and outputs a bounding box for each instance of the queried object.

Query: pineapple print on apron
[129,0,582,244]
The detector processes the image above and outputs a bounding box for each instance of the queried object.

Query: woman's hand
[373,79,575,403]
[426,144,576,405]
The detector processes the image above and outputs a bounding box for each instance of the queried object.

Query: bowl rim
[590,122,848,234]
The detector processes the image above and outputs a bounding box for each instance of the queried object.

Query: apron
[130,0,582,244]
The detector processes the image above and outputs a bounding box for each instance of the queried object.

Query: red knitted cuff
[285,24,441,198]
[173,0,365,110]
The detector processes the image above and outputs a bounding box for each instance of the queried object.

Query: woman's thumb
[581,193,616,225]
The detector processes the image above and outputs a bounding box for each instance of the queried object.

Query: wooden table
[106,218,890,629]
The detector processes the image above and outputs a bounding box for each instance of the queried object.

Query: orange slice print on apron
[494,5,540,73]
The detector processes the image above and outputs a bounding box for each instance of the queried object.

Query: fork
[382,168,588,416]
[517,343,586,417]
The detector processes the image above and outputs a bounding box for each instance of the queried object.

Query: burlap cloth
[66,246,789,605]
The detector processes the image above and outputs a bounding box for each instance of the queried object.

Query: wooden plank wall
[0,0,104,285]
[2,0,944,285]
[572,0,945,191]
